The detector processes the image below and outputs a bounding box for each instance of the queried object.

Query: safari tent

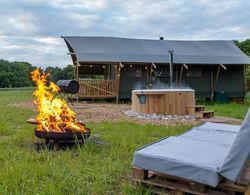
[62,36,250,101]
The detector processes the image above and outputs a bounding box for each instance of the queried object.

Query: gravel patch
[125,110,197,121]
[13,100,199,126]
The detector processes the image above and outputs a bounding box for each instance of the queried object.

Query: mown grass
[202,94,250,119]
[0,90,249,194]
[0,90,191,194]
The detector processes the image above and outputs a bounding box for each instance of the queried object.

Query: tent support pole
[178,64,184,86]
[76,61,79,103]
[210,67,214,102]
[115,63,121,104]
[214,65,221,92]
[244,65,247,100]
[146,65,149,88]
[211,65,221,102]
[149,64,153,88]
[176,65,178,85]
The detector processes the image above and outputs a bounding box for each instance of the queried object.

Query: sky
[0,0,249,68]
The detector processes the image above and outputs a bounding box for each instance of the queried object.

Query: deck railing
[78,79,118,98]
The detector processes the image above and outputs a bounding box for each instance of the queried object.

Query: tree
[235,39,250,56]
[45,65,75,83]
[235,39,250,79]
[0,60,36,88]
[0,59,75,88]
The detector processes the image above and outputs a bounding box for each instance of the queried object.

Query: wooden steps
[132,166,250,195]
[186,105,214,119]
[196,110,214,119]
[230,98,245,104]
[194,105,205,112]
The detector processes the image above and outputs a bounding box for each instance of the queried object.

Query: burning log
[29,68,90,143]
[27,117,39,124]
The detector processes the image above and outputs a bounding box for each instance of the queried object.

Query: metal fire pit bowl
[35,128,91,141]
[34,128,91,150]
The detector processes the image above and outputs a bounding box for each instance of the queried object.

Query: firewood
[26,118,39,124]
[58,123,66,130]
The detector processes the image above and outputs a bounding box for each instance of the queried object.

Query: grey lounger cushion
[220,109,250,181]
[133,121,242,187]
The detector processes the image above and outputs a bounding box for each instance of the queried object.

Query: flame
[31,68,86,132]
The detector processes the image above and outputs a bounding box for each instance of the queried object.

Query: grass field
[204,94,250,119]
[0,90,249,194]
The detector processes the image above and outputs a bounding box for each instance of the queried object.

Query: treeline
[44,65,75,83]
[235,39,250,77]
[0,59,74,88]
[235,39,250,56]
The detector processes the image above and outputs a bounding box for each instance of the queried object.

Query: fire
[31,68,86,132]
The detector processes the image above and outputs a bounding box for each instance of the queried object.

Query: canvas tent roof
[62,36,250,65]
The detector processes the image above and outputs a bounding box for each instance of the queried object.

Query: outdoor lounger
[132,108,250,193]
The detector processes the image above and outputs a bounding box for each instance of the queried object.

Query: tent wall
[216,65,245,98]
[118,64,245,100]
[119,65,148,99]
[180,65,211,98]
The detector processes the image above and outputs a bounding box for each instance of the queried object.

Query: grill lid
[56,80,79,94]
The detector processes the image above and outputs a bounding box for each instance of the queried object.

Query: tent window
[186,67,202,77]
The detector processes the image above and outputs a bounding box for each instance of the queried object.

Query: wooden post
[211,64,224,102]
[149,63,153,88]
[178,64,184,86]
[214,65,221,93]
[245,183,250,195]
[189,182,207,193]
[146,64,149,88]
[176,64,178,86]
[132,167,148,180]
[76,61,79,102]
[170,190,184,195]
[210,66,214,102]
[244,65,247,101]
[115,63,121,104]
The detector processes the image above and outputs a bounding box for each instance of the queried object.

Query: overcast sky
[0,0,249,68]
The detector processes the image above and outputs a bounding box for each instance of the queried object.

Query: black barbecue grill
[56,80,79,94]
[56,80,79,103]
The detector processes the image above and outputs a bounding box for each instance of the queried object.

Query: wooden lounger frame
[132,161,250,195]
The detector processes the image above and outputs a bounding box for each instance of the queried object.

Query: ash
[124,110,197,121]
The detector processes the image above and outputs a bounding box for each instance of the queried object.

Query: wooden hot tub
[132,89,195,115]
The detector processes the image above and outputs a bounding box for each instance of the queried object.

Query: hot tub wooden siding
[132,89,195,115]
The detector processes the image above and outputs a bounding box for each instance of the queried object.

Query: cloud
[0,36,68,67]
[0,0,249,67]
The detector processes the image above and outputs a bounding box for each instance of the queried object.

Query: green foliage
[0,60,36,88]
[235,39,250,78]
[0,59,75,88]
[45,65,75,82]
[235,39,250,56]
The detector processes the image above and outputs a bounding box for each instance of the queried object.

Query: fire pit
[28,68,91,149]
[132,89,195,115]
[35,129,91,141]
[34,128,91,150]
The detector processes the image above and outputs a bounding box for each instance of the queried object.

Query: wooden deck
[78,79,118,99]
